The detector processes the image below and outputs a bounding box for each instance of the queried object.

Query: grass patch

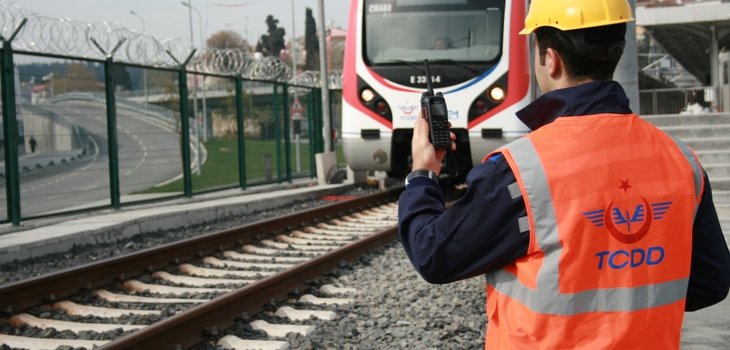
[139,137,344,194]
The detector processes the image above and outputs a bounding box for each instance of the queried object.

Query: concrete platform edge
[0,184,349,264]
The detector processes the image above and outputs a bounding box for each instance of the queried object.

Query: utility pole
[317,0,332,152]
[183,2,208,142]
[183,0,201,175]
[129,10,148,105]
[292,0,302,172]
[245,16,249,44]
[291,0,298,75]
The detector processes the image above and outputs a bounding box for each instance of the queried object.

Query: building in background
[281,24,346,74]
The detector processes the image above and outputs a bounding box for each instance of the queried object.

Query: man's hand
[411,114,456,175]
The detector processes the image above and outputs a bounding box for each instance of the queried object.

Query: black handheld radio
[420,60,451,150]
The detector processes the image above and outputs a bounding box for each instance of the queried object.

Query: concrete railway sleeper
[0,189,402,349]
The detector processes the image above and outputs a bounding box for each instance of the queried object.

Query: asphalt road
[13,100,183,217]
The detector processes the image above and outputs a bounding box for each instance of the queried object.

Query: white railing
[639,85,729,115]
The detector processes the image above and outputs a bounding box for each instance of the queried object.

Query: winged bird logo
[582,199,673,244]
[611,204,646,233]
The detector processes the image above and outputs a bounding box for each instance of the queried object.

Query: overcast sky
[18,0,351,46]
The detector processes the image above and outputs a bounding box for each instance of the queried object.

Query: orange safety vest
[483,114,704,349]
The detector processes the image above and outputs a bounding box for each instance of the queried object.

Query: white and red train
[342,0,533,178]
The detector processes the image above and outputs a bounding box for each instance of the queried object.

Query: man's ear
[545,47,562,78]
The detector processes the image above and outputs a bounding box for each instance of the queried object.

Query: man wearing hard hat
[398,0,730,348]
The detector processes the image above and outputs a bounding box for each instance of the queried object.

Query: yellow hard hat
[519,0,635,35]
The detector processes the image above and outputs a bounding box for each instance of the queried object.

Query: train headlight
[357,77,392,121]
[468,73,508,123]
[489,86,505,102]
[361,88,376,103]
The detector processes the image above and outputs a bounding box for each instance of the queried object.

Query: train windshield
[365,0,505,65]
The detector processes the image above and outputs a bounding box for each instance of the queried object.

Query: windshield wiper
[386,59,425,74]
[386,58,481,76]
[428,59,481,75]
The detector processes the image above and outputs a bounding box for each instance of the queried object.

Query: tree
[111,66,132,91]
[304,8,319,71]
[207,30,251,51]
[146,69,176,90]
[57,63,101,93]
[329,39,345,71]
[258,15,286,57]
[205,30,252,74]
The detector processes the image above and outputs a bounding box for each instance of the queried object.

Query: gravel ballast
[289,242,488,350]
[194,241,488,350]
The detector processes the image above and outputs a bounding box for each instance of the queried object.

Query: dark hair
[535,23,627,81]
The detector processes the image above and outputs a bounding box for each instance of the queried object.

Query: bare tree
[207,30,252,51]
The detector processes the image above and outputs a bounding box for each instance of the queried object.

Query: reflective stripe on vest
[669,135,705,202]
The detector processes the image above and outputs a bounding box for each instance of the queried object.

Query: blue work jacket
[398,81,730,311]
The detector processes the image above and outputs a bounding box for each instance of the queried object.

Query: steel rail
[0,188,402,313]
[101,215,398,349]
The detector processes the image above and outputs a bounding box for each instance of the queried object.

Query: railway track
[0,188,402,349]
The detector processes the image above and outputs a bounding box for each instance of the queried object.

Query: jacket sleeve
[685,172,730,311]
[398,155,529,284]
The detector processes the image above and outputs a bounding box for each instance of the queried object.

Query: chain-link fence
[0,1,340,225]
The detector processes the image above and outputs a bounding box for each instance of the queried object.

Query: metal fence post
[307,90,316,178]
[103,57,121,209]
[329,89,337,152]
[315,88,324,154]
[179,68,193,197]
[235,77,246,189]
[273,83,282,183]
[168,50,196,197]
[90,37,127,209]
[282,83,292,182]
[0,19,26,225]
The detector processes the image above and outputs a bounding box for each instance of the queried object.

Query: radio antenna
[424,59,434,95]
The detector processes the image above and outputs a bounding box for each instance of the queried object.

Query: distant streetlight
[317,0,332,152]
[129,10,145,32]
[181,0,202,174]
[181,1,209,144]
[291,0,301,172]
[291,0,298,75]
[129,10,149,105]
[180,1,204,49]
